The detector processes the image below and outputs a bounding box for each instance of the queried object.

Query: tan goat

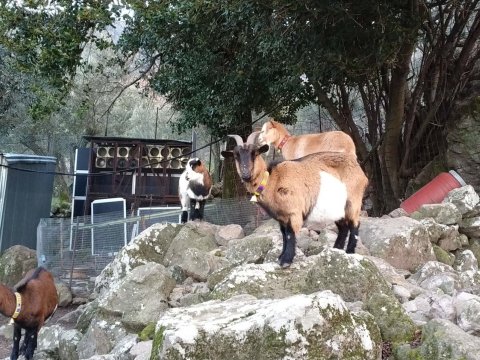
[222,134,368,268]
[258,119,356,159]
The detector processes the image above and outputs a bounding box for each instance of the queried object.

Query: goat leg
[24,328,37,360]
[197,200,206,220]
[345,222,359,254]
[279,224,296,268]
[190,200,198,220]
[10,323,21,360]
[278,224,288,261]
[333,219,349,250]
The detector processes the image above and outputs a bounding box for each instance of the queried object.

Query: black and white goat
[178,158,213,223]
[222,134,368,268]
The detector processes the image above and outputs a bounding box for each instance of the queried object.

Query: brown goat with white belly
[0,267,58,360]
[258,119,357,160]
[222,134,368,268]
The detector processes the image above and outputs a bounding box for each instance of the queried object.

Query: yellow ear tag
[250,194,258,203]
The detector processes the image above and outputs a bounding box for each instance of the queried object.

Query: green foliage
[139,322,156,341]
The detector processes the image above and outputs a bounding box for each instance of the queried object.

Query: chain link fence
[37,197,267,296]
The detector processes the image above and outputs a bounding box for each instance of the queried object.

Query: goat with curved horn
[246,131,261,145]
[227,134,244,146]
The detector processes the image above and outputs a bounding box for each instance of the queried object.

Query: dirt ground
[0,305,79,359]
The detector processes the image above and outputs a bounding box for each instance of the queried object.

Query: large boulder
[359,217,436,272]
[94,223,181,295]
[395,319,480,360]
[442,185,480,215]
[98,262,176,330]
[211,249,393,303]
[150,291,382,360]
[410,203,462,225]
[0,245,37,287]
[453,291,480,335]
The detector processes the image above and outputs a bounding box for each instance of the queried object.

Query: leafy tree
[2,0,479,212]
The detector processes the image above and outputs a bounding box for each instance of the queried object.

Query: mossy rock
[432,245,455,266]
[363,292,416,344]
[139,323,156,341]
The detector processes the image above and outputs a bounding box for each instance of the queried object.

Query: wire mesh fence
[37,197,267,295]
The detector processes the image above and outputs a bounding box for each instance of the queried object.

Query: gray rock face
[395,318,480,360]
[0,244,37,287]
[411,202,462,225]
[359,216,436,272]
[453,292,480,335]
[95,223,181,295]
[98,262,176,330]
[151,291,382,360]
[55,280,73,307]
[215,224,245,246]
[443,185,480,215]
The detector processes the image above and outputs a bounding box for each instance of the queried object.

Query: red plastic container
[400,170,466,214]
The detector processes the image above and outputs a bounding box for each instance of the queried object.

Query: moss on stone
[364,293,416,344]
[432,245,455,266]
[139,322,156,341]
[150,326,166,360]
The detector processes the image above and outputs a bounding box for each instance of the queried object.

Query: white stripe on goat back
[306,171,347,226]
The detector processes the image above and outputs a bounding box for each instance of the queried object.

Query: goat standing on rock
[222,134,368,268]
[179,158,213,223]
[0,266,58,360]
[258,119,357,159]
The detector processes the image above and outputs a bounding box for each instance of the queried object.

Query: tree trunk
[381,39,416,210]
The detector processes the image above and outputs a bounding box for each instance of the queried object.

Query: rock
[428,292,455,322]
[58,329,83,360]
[411,202,462,225]
[171,247,230,282]
[402,293,432,326]
[57,305,85,326]
[432,244,455,266]
[55,280,73,307]
[98,262,176,330]
[388,208,409,218]
[211,250,393,303]
[442,185,480,215]
[214,224,245,246]
[363,292,416,343]
[76,318,127,359]
[359,217,436,272]
[130,340,152,360]
[225,233,273,265]
[94,223,181,295]
[163,225,218,266]
[453,250,478,272]
[109,333,138,359]
[466,238,480,267]
[395,318,480,360]
[453,292,480,335]
[0,245,37,287]
[36,324,62,358]
[459,216,480,238]
[409,261,462,295]
[151,291,382,360]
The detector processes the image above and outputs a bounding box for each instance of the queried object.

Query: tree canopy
[1,0,480,212]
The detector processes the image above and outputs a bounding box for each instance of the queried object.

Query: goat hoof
[280,262,291,269]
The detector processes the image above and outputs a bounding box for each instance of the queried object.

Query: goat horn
[227,134,244,146]
[246,131,261,145]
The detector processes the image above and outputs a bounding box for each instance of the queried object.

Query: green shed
[0,154,56,252]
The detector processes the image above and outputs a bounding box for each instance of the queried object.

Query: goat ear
[258,144,270,155]
[221,150,234,158]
